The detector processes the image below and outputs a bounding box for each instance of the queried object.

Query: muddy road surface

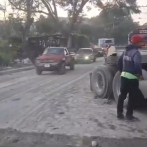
[0,58,147,147]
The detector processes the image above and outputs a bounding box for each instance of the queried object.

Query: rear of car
[75,48,96,63]
[35,47,75,75]
[93,48,103,57]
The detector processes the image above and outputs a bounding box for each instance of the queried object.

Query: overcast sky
[0,0,147,24]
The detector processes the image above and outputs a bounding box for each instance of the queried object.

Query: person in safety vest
[117,35,144,120]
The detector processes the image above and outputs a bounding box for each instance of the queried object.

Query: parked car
[75,48,96,63]
[35,47,75,75]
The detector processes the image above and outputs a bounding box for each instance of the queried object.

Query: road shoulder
[0,65,35,75]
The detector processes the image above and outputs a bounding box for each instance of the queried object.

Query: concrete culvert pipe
[113,70,147,108]
[91,65,114,98]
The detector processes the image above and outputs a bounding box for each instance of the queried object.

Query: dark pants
[117,77,140,116]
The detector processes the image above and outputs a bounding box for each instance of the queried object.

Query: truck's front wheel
[91,65,114,98]
[112,71,122,104]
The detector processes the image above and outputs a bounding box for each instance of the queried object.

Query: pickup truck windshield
[105,40,113,43]
[78,49,92,54]
[43,48,64,55]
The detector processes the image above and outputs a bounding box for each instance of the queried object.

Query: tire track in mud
[0,60,103,129]
[0,69,35,83]
[0,75,63,102]
[0,64,92,102]
[0,73,85,127]
[11,70,91,129]
[0,75,37,89]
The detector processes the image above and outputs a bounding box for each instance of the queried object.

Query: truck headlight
[85,56,89,60]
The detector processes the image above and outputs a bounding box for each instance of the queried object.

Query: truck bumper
[36,63,60,71]
[75,58,93,63]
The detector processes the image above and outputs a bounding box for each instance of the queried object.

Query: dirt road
[0,58,147,147]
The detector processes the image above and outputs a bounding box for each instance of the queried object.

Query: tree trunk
[22,0,34,63]
[23,0,31,45]
[67,12,77,50]
[67,21,74,49]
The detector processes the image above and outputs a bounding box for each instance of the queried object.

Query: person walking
[117,35,144,120]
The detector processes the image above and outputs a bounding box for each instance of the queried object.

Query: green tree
[35,15,69,35]
[111,17,139,45]
[40,0,59,24]
[8,0,34,45]
[78,14,139,45]
[35,15,55,34]
[0,40,17,66]
[57,0,140,33]
[56,0,140,47]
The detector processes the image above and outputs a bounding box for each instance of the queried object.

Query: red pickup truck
[35,47,75,75]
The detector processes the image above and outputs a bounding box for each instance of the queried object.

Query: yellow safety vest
[121,71,138,79]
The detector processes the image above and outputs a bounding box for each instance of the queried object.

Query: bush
[0,40,17,67]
